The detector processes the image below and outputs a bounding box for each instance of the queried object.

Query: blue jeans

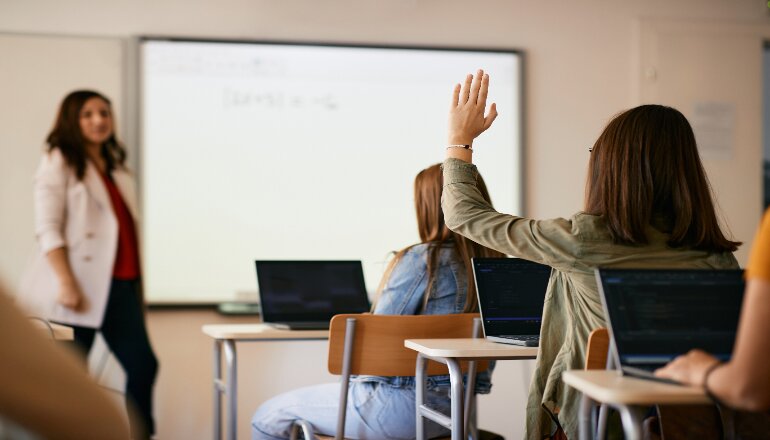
[251,381,451,440]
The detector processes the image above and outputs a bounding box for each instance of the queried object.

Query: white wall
[1,1,769,439]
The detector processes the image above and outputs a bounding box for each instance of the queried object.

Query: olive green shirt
[441,158,739,439]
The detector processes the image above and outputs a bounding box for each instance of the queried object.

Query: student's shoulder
[401,243,431,262]
[567,212,613,240]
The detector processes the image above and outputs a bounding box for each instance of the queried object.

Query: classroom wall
[1,1,769,439]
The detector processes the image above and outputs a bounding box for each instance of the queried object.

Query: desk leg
[579,394,596,440]
[618,406,646,440]
[223,339,237,440]
[447,359,464,440]
[415,354,428,440]
[213,340,222,440]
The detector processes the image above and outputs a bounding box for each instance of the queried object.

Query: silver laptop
[255,260,370,330]
[472,258,551,346]
[596,268,744,382]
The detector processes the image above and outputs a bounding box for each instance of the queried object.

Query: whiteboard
[0,33,124,291]
[140,38,523,303]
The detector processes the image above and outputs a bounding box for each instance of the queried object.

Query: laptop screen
[256,261,370,324]
[472,258,552,336]
[597,269,744,367]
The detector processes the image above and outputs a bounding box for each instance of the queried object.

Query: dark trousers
[71,279,159,439]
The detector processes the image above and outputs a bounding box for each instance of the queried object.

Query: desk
[202,324,328,440]
[562,370,711,440]
[405,338,538,440]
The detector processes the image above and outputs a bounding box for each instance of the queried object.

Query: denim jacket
[351,242,493,394]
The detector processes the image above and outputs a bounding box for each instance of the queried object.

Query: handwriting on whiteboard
[223,88,339,111]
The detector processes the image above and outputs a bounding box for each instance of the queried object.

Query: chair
[289,313,496,440]
[583,327,611,439]
[584,327,609,370]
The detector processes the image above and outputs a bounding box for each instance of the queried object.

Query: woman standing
[441,70,739,439]
[19,90,158,439]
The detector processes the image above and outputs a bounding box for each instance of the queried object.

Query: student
[440,70,740,439]
[18,90,158,439]
[656,208,770,411]
[0,282,130,440]
[251,163,505,440]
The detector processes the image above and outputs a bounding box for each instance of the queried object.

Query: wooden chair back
[584,327,609,370]
[327,313,483,376]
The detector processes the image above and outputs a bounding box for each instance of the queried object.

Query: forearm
[706,279,770,411]
[706,363,770,411]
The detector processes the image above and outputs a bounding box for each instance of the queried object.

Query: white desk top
[405,338,538,359]
[562,370,711,406]
[201,323,328,340]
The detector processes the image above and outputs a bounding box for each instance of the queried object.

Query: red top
[99,171,140,280]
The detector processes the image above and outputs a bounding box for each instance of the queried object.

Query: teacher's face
[79,97,113,147]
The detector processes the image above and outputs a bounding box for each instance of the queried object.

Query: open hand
[448,69,498,146]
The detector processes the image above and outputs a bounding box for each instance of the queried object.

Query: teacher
[19,90,158,440]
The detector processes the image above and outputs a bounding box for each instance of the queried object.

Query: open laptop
[255,261,370,330]
[596,268,745,382]
[472,258,552,347]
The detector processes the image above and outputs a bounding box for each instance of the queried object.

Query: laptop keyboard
[499,335,538,341]
[497,335,540,347]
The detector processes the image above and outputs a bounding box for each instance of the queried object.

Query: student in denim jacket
[251,163,505,440]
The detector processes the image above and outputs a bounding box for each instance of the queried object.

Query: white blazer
[18,148,140,328]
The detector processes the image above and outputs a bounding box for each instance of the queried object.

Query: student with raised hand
[18,90,158,439]
[251,163,505,440]
[655,208,770,412]
[0,282,130,440]
[441,70,740,439]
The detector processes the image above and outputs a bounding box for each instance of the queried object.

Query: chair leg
[597,404,609,440]
[290,420,318,440]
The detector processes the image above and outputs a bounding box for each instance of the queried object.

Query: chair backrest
[327,313,480,376]
[584,327,609,370]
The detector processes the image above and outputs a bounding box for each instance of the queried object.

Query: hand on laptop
[654,349,721,387]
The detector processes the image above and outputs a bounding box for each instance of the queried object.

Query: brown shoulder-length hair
[46,90,126,180]
[374,163,505,313]
[585,104,739,253]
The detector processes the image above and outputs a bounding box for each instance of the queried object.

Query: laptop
[472,258,552,346]
[255,260,371,330]
[596,268,745,382]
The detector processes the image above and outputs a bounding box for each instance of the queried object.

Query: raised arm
[441,71,580,269]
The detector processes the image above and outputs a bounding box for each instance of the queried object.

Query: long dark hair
[585,104,739,252]
[375,164,505,313]
[46,90,126,180]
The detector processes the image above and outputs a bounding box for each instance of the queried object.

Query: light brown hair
[585,104,739,252]
[375,164,505,313]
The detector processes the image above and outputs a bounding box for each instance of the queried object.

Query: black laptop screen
[473,258,552,336]
[256,261,370,323]
[599,269,744,366]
